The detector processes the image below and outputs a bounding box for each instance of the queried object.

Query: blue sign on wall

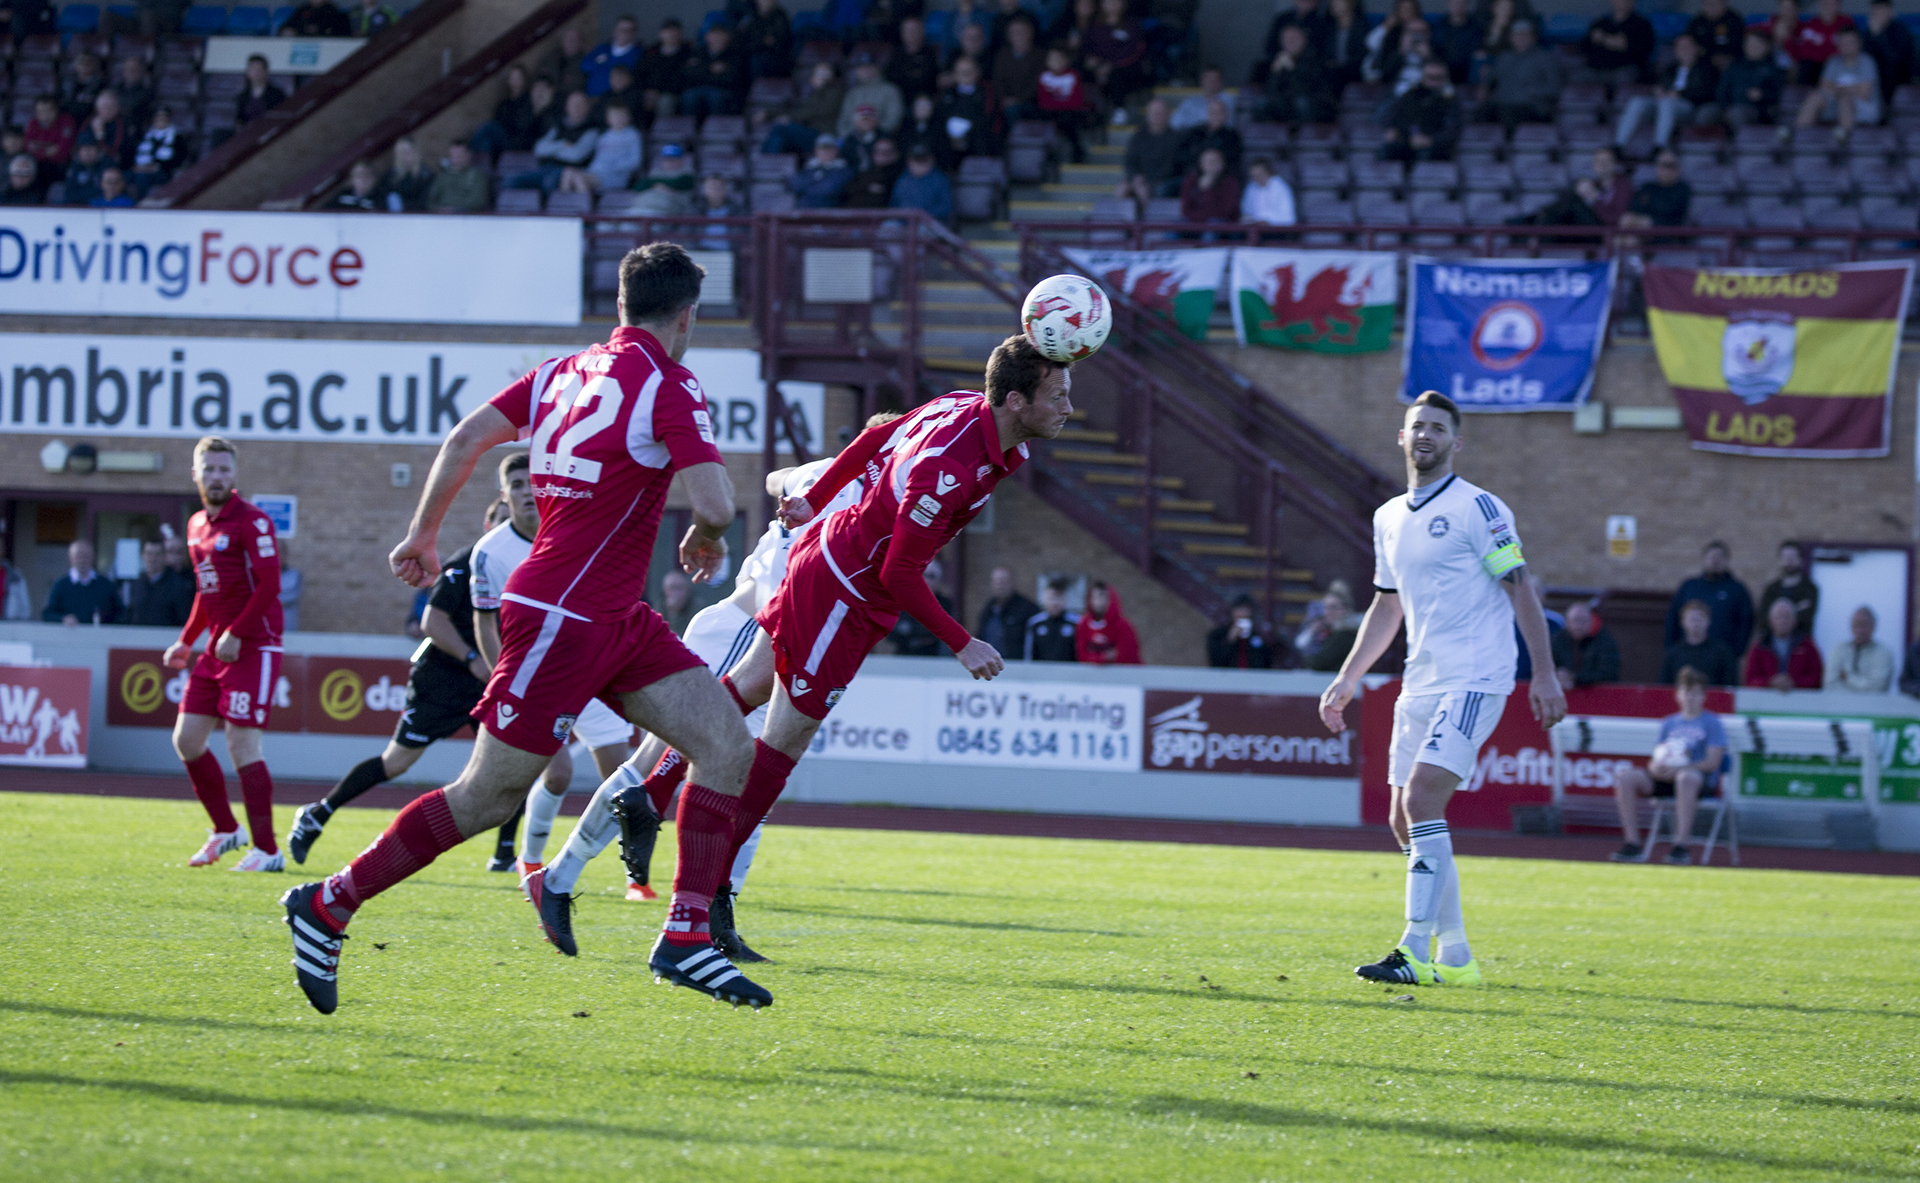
[1401,258,1618,411]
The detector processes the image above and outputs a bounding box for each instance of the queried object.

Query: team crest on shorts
[825,687,846,708]
[552,714,577,741]
[1428,517,1450,538]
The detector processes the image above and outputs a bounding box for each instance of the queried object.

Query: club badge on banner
[1231,248,1397,352]
[1644,261,1912,457]
[1401,257,1616,410]
[1061,247,1226,341]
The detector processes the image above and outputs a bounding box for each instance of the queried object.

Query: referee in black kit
[285,455,556,865]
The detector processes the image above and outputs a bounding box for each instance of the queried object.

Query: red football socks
[185,751,238,832]
[730,741,796,864]
[643,748,689,818]
[663,784,740,946]
[238,761,277,854]
[720,674,753,716]
[316,789,463,931]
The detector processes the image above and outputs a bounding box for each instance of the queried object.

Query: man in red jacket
[163,437,286,872]
[1744,597,1824,689]
[1076,580,1140,664]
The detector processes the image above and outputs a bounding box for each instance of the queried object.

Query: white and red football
[1021,274,1113,363]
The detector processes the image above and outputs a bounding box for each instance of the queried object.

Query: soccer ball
[1021,274,1113,363]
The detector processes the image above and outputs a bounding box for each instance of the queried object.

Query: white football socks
[1399,819,1453,960]
[520,779,569,866]
[542,763,635,895]
[1433,849,1472,968]
[730,823,763,892]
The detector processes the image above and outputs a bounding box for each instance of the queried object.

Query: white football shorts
[1388,690,1505,786]
[570,697,634,749]
[680,599,768,734]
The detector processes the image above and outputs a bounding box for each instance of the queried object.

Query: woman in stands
[1180,145,1242,227]
[381,137,434,211]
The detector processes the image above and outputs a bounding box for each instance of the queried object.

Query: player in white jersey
[1318,391,1564,988]
[469,513,636,880]
[530,417,892,960]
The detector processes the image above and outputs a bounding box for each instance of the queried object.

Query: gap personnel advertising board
[1644,261,1913,457]
[1061,247,1227,341]
[0,209,582,324]
[1401,257,1616,411]
[1143,690,1357,776]
[0,664,90,767]
[0,336,825,452]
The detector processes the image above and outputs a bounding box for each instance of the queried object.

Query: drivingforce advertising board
[0,209,581,324]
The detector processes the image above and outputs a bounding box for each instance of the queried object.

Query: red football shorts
[757,553,896,721]
[478,599,705,756]
[181,644,283,728]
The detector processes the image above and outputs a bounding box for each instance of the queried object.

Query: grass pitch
[3,791,1918,1183]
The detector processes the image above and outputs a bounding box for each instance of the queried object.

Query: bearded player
[280,244,768,1013]
[1317,391,1565,988]
[164,436,287,872]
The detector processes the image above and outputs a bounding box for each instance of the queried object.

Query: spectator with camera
[1208,595,1277,668]
[1611,666,1727,866]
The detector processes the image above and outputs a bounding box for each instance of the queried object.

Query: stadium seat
[750,188,795,213]
[747,77,794,110]
[1457,123,1504,152]
[1142,197,1182,222]
[1294,123,1341,153]
[1408,161,1459,191]
[699,115,747,149]
[1736,158,1793,195]
[17,34,60,60]
[1354,191,1410,224]
[1686,163,1737,195]
[1350,156,1402,192]
[69,30,112,57]
[1241,122,1287,158]
[1296,158,1348,190]
[58,5,101,33]
[1006,143,1049,183]
[594,190,642,215]
[651,114,696,144]
[956,180,1001,222]
[493,150,537,178]
[544,190,591,216]
[181,4,225,34]
[749,152,796,179]
[1544,12,1588,42]
[958,154,1007,186]
[1792,156,1851,195]
[1088,195,1136,221]
[495,189,542,214]
[1510,124,1559,153]
[1514,160,1567,193]
[203,72,246,100]
[227,6,272,34]
[1465,192,1518,224]
[8,96,35,126]
[698,150,747,181]
[200,100,236,130]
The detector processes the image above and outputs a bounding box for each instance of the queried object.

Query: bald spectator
[1745,598,1823,689]
[1482,19,1560,131]
[1661,599,1740,685]
[1552,601,1622,689]
[2,153,44,204]
[1826,605,1895,693]
[978,566,1040,657]
[1759,541,1818,639]
[1172,65,1238,130]
[1666,540,1754,655]
[992,14,1045,122]
[42,541,119,625]
[1119,97,1184,201]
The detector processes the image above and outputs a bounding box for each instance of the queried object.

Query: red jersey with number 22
[485,326,724,624]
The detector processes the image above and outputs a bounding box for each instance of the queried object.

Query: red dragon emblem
[1100,267,1181,317]
[1257,264,1367,345]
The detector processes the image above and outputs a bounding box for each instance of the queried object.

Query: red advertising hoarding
[1142,690,1358,776]
[0,665,91,767]
[107,648,434,739]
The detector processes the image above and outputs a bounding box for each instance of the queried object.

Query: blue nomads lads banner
[1401,258,1617,411]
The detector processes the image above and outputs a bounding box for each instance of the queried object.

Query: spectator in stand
[1180,145,1240,224]
[1053,0,1100,56]
[1181,96,1244,174]
[0,0,56,38]
[284,0,349,35]
[986,0,1027,53]
[1662,599,1741,684]
[888,15,942,100]
[91,164,132,207]
[1864,0,1913,109]
[1117,96,1181,201]
[544,25,588,95]
[522,90,598,191]
[682,22,746,120]
[63,52,105,122]
[842,103,885,173]
[1482,19,1560,131]
[1323,0,1370,93]
[1826,605,1895,693]
[164,532,189,578]
[840,52,905,135]
[1900,635,1920,698]
[350,0,396,37]
[469,65,536,158]
[1,152,43,204]
[1241,156,1297,223]
[0,554,29,619]
[761,61,845,153]
[1622,148,1692,226]
[658,570,695,636]
[937,56,1000,158]
[563,101,640,193]
[1296,584,1362,669]
[1208,595,1276,668]
[898,93,956,170]
[1759,541,1818,635]
[631,143,696,214]
[890,562,961,656]
[1551,601,1622,689]
[1583,0,1656,89]
[788,133,851,207]
[891,144,954,222]
[1761,0,1800,69]
[1691,0,1746,69]
[1380,59,1462,161]
[43,541,119,625]
[130,105,181,198]
[949,7,994,77]
[992,14,1045,124]
[25,95,75,187]
[1611,666,1727,866]
[1615,33,1718,152]
[1262,0,1334,82]
[331,159,382,210]
[1432,0,1484,85]
[639,19,690,119]
[62,139,105,205]
[1076,581,1140,664]
[693,174,744,248]
[426,140,489,211]
[845,136,903,206]
[1037,45,1095,163]
[585,16,643,97]
[740,0,794,81]
[1666,540,1754,654]
[115,56,154,131]
[1265,25,1333,125]
[239,55,287,125]
[978,566,1040,657]
[1478,0,1524,63]
[1707,28,1786,127]
[859,0,912,45]
[126,539,195,627]
[380,136,433,211]
[1789,0,1853,85]
[1171,65,1235,131]
[1363,0,1421,85]
[1378,20,1439,101]
[946,0,993,57]
[1025,577,1080,662]
[1083,0,1149,123]
[595,66,641,124]
[1746,597,1824,688]
[80,90,129,170]
[1794,26,1879,141]
[0,125,23,169]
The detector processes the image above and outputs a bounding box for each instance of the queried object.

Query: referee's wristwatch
[465,649,481,665]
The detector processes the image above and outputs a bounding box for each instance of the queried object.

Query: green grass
[3,791,1919,1182]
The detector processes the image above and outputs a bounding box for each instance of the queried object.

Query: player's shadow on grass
[0,998,291,1036]
[749,900,1134,938]
[1496,982,1920,1022]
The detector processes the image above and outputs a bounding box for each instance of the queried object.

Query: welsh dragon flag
[1231,248,1398,352]
[1061,248,1228,341]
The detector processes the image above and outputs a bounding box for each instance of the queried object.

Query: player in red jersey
[280,244,766,1014]
[601,335,1074,956]
[163,436,288,872]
